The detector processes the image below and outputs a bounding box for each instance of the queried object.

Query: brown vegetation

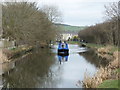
[0,45,33,63]
[0,49,8,63]
[97,46,114,61]
[80,48,119,88]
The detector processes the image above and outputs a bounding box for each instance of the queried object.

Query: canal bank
[81,43,120,88]
[0,45,33,64]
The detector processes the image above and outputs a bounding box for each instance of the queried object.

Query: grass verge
[85,43,105,48]
[1,45,33,63]
[98,80,120,88]
[67,41,79,44]
[85,43,119,53]
[116,68,120,73]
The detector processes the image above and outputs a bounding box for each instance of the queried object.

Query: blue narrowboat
[58,42,69,55]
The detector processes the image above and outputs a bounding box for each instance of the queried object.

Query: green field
[55,23,86,33]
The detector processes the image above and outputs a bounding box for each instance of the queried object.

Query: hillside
[55,23,86,34]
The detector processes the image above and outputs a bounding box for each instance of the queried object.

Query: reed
[82,50,119,88]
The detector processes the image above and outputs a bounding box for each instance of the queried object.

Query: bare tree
[41,5,62,23]
[2,1,59,46]
[104,2,118,21]
[105,2,119,46]
[79,2,119,46]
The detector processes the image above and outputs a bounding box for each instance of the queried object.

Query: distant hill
[55,23,86,34]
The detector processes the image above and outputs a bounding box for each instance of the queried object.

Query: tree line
[78,2,119,47]
[2,1,61,46]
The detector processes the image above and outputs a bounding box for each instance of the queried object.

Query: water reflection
[79,49,109,67]
[58,54,69,64]
[2,49,60,88]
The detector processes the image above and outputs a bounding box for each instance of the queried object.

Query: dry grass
[82,67,114,88]
[0,46,33,63]
[0,49,8,63]
[108,51,119,69]
[97,46,112,53]
[97,48,109,54]
[113,51,119,59]
[81,49,119,88]
[3,49,13,59]
[97,46,119,61]
[82,67,119,88]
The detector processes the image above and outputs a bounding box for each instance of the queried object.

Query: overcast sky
[2,0,119,26]
[37,0,119,26]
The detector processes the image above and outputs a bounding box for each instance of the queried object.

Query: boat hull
[58,49,69,56]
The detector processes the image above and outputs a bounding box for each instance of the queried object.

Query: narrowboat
[57,42,69,55]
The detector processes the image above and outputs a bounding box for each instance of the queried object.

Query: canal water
[1,44,104,88]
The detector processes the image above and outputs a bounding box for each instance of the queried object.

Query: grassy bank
[67,41,79,44]
[85,43,119,53]
[98,68,120,88]
[85,43,105,48]
[98,80,120,88]
[81,43,119,88]
[0,45,33,63]
[10,46,33,58]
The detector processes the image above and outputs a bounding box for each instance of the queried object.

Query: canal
[1,44,106,88]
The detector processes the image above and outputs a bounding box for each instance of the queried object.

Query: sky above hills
[37,0,119,26]
[2,0,119,26]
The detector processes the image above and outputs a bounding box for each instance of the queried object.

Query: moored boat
[57,42,69,55]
